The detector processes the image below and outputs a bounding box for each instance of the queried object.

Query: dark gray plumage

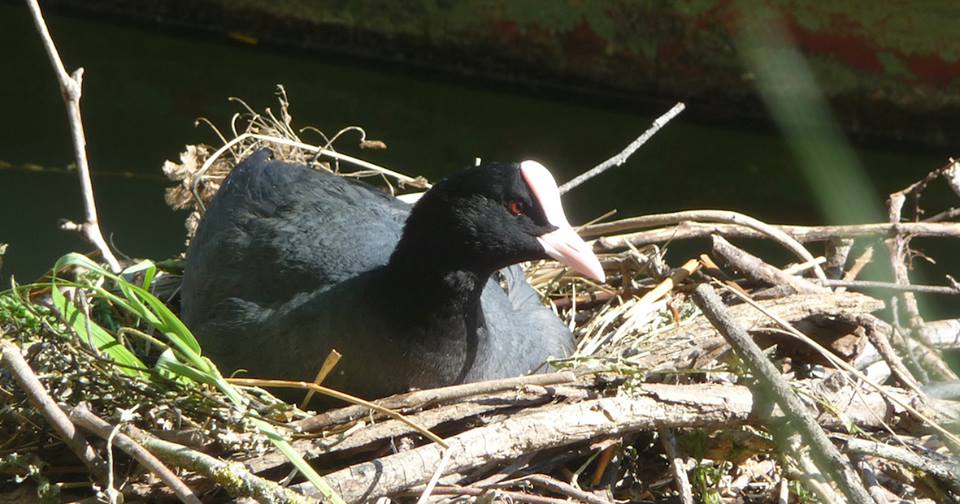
[181,149,580,402]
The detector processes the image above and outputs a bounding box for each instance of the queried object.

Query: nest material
[2,90,957,503]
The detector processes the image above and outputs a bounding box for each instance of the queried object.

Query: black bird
[180,149,604,401]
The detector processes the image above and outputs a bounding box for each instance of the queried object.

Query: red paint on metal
[490,19,522,46]
[901,52,960,86]
[560,18,607,66]
[786,14,885,74]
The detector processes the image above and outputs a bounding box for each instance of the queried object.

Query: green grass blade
[254,419,343,504]
[49,285,146,376]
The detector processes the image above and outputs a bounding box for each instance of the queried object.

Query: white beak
[520,160,605,283]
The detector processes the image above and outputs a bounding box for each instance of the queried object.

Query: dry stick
[658,428,694,504]
[825,238,855,280]
[836,246,875,295]
[590,221,960,246]
[0,343,109,483]
[710,235,827,294]
[293,385,754,502]
[503,474,613,504]
[558,102,685,194]
[292,380,923,502]
[691,284,873,504]
[886,192,925,330]
[25,0,120,272]
[67,405,201,504]
[227,377,447,446]
[589,443,617,486]
[421,485,570,504]
[717,283,960,447]
[858,316,926,397]
[820,279,960,295]
[121,428,318,504]
[845,438,960,496]
[586,211,827,281]
[291,371,576,433]
[781,256,827,276]
[851,455,892,504]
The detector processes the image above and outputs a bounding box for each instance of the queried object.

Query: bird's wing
[181,150,409,323]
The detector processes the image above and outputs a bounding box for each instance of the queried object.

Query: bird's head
[395,160,605,283]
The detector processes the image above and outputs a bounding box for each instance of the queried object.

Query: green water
[1,5,955,320]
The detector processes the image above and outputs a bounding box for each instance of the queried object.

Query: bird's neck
[385,241,492,326]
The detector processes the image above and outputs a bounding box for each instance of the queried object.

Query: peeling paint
[46,0,960,145]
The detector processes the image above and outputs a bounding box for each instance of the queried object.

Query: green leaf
[49,285,146,376]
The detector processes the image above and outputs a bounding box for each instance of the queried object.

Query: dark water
[1,5,956,319]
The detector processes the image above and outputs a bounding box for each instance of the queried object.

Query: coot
[180,149,603,400]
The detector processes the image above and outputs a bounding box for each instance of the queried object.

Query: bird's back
[181,150,408,327]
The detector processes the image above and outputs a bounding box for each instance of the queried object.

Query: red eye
[508,200,523,216]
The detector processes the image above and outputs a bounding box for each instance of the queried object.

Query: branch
[122,426,317,503]
[586,218,960,245]
[284,379,917,502]
[818,279,960,296]
[290,371,576,433]
[559,102,685,194]
[845,438,960,496]
[586,210,827,280]
[67,405,202,504]
[658,428,694,504]
[690,284,873,504]
[295,385,750,502]
[0,343,108,483]
[710,234,826,294]
[25,0,121,272]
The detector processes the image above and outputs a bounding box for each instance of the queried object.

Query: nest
[2,88,958,503]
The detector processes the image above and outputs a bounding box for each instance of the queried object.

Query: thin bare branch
[559,102,685,194]
[691,284,873,504]
[25,0,120,272]
[1,342,108,482]
[68,405,202,504]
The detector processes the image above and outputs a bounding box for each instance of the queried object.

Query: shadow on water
[1,4,956,320]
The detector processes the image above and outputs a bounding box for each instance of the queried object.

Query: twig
[500,474,613,504]
[590,211,828,280]
[716,283,960,447]
[415,485,571,504]
[924,207,960,222]
[121,426,317,503]
[291,371,576,433]
[858,316,926,397]
[67,405,202,504]
[845,437,960,496]
[227,377,447,446]
[0,342,108,483]
[690,284,873,504]
[824,238,855,279]
[589,443,617,487]
[590,221,960,248]
[710,235,826,294]
[886,191,925,329]
[25,0,121,272]
[821,278,960,295]
[851,455,893,504]
[658,428,694,504]
[558,102,685,194]
[293,384,753,502]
